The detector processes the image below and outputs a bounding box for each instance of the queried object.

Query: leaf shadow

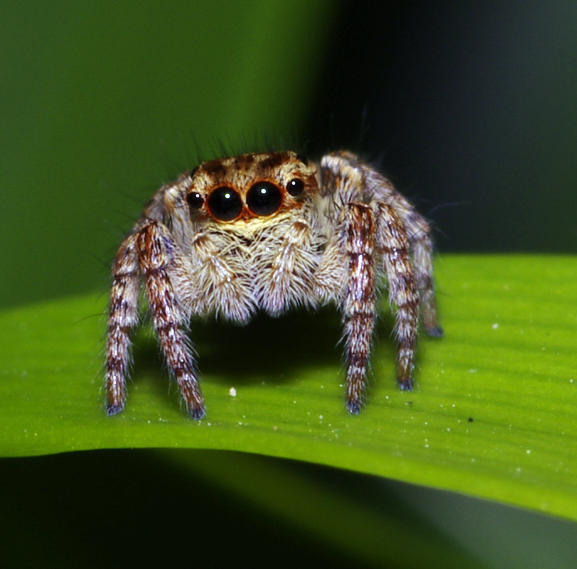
[131,304,404,395]
[193,307,342,383]
[132,307,341,388]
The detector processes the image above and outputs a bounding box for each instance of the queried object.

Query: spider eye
[246,182,282,216]
[207,187,242,221]
[186,192,204,209]
[286,178,304,196]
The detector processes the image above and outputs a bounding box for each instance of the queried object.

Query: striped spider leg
[321,152,433,412]
[106,212,205,419]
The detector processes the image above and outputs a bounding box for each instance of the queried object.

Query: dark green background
[1,0,335,308]
[2,1,576,310]
[1,1,576,567]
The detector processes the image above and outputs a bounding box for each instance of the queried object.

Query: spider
[105,150,442,419]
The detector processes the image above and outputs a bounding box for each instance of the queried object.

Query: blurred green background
[1,1,576,567]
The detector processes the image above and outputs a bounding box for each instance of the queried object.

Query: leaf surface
[1,255,576,520]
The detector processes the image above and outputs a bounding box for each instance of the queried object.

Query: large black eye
[246,182,282,216]
[207,187,242,221]
[186,192,204,209]
[286,178,304,196]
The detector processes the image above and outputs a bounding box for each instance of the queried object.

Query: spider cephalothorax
[106,150,442,419]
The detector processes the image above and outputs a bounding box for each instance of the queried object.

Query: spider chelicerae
[105,150,442,419]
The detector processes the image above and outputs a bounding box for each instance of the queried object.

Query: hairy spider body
[106,150,441,419]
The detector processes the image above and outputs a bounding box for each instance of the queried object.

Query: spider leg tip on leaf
[425,325,444,338]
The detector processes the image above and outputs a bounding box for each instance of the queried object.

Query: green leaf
[1,255,577,521]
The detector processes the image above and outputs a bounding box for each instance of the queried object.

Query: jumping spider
[105,150,442,419]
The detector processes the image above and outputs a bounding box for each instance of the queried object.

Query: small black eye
[207,187,242,221]
[286,178,304,196]
[186,192,204,209]
[246,182,282,216]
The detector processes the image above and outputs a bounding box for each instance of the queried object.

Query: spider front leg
[341,203,377,414]
[137,221,205,419]
[341,202,419,415]
[106,234,140,415]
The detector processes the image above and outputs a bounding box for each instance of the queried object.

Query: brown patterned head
[185,151,318,223]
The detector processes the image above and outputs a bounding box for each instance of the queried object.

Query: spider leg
[105,234,141,415]
[341,203,376,414]
[362,165,442,336]
[374,203,419,390]
[407,216,443,337]
[137,221,205,419]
